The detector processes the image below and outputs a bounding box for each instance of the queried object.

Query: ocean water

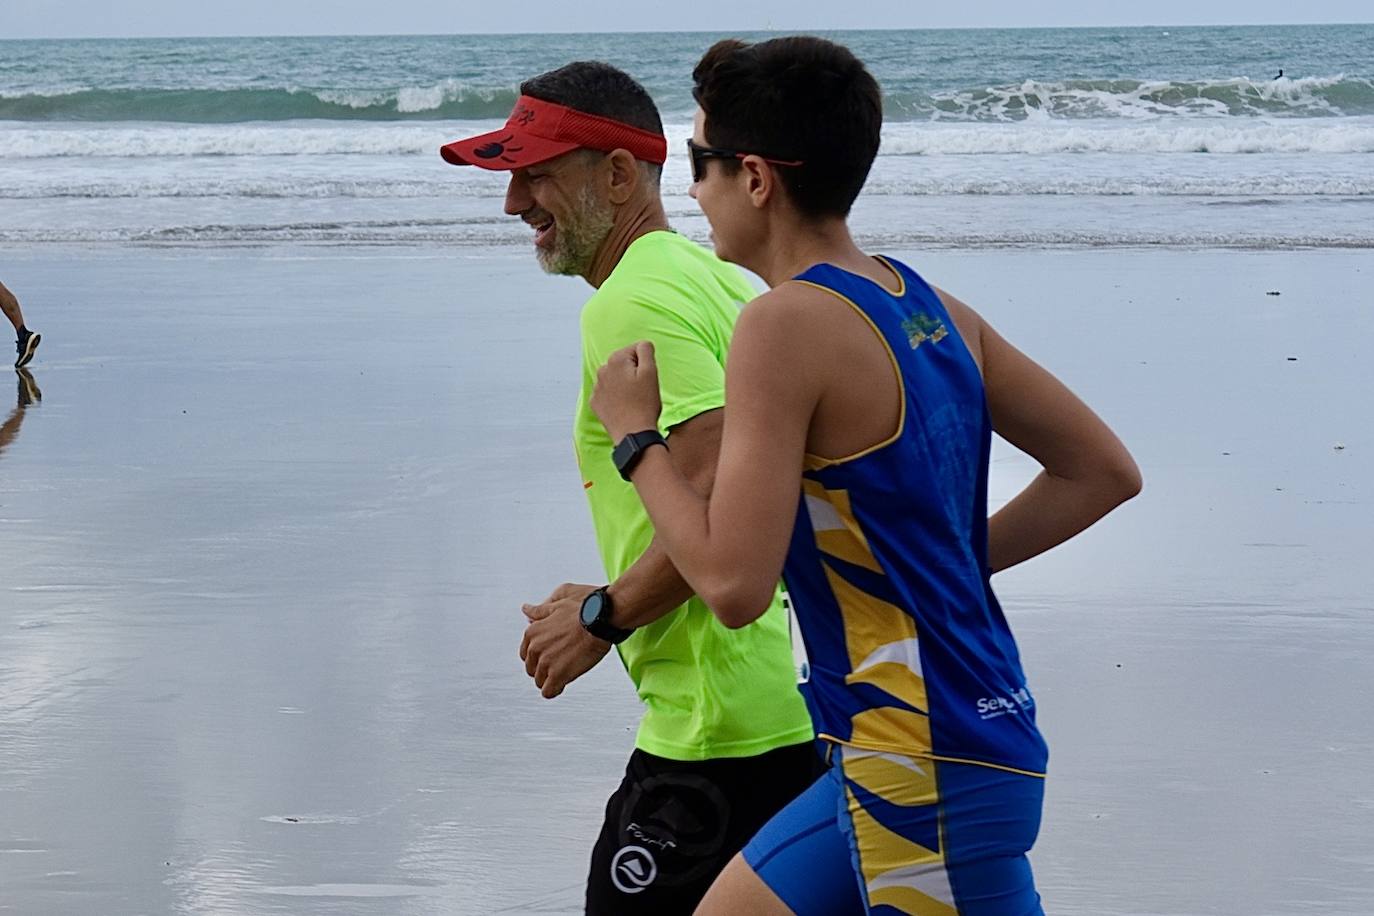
[2,25,1373,248]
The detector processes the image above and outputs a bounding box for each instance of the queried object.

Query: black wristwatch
[580,586,635,644]
[612,429,668,482]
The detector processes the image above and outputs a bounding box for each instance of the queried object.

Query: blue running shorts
[743,746,1045,915]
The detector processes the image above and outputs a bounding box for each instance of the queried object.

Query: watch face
[580,590,605,626]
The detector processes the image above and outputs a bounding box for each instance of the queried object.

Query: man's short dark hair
[692,36,882,218]
[521,61,664,181]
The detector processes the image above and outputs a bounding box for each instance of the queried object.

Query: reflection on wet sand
[0,368,39,458]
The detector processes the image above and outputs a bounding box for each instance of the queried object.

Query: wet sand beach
[1,245,1371,914]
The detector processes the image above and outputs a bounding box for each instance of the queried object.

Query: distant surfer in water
[1275,69,1284,79]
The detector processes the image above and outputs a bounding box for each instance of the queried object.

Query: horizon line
[2,20,1371,42]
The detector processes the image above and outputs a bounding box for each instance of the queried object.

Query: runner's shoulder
[736,280,859,346]
[756,278,844,309]
[585,249,739,336]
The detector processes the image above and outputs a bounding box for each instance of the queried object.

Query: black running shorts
[585,741,825,915]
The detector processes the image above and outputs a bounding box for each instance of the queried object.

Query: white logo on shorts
[610,845,658,894]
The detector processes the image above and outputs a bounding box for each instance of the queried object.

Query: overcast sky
[1,0,1369,39]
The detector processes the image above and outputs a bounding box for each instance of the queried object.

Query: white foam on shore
[5,116,1374,160]
[0,122,485,158]
[880,119,1374,155]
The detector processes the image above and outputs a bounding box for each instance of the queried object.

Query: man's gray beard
[536,187,614,277]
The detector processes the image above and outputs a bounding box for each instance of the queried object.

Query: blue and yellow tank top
[783,257,1048,776]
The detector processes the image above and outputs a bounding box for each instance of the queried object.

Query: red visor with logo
[440,95,668,170]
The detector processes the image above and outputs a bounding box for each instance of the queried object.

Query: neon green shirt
[574,230,814,761]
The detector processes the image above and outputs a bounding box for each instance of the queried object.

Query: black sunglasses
[686,139,805,183]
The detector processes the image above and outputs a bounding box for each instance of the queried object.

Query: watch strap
[613,429,668,482]
[581,586,635,644]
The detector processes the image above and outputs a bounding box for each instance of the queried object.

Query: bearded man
[440,61,819,914]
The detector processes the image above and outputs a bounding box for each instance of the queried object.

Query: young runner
[439,61,821,914]
[589,37,1142,915]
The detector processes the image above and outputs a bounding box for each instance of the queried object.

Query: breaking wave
[3,76,1372,124]
[893,76,1374,121]
[3,119,1373,160]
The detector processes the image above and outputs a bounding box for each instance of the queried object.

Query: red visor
[440,95,668,170]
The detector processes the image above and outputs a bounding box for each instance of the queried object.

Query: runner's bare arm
[517,409,721,698]
[605,408,721,626]
[591,289,820,628]
[937,289,1142,573]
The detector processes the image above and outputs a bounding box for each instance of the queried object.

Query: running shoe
[15,329,40,369]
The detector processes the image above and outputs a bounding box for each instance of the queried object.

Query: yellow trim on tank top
[817,733,1048,779]
[793,278,907,470]
[872,256,909,298]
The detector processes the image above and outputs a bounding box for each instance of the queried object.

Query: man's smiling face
[503,150,614,279]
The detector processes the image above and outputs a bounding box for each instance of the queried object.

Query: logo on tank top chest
[901,312,949,349]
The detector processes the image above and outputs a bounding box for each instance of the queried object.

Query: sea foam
[4,118,1373,160]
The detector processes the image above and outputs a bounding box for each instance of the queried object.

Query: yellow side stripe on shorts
[844,785,956,915]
